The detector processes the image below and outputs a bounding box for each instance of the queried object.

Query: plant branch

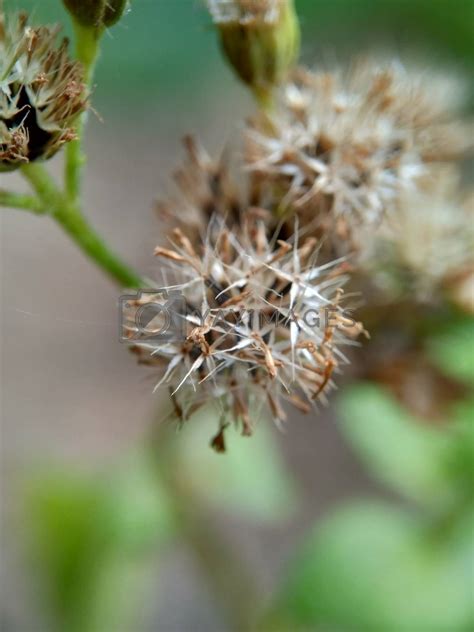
[0,189,46,214]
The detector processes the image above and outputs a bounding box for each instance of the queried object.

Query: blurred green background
[5,0,474,108]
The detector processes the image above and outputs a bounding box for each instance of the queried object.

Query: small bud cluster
[0,12,87,170]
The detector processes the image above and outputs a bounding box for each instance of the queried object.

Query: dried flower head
[0,12,87,171]
[156,135,243,242]
[128,211,365,451]
[245,60,471,233]
[207,0,300,102]
[157,135,322,248]
[366,169,474,303]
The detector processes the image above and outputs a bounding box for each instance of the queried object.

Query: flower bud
[0,13,88,171]
[208,0,300,101]
[103,0,129,27]
[62,0,128,29]
[62,0,104,27]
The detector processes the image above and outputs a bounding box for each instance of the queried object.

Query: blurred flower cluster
[127,1,472,447]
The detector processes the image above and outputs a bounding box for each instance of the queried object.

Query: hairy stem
[65,23,102,202]
[21,162,143,289]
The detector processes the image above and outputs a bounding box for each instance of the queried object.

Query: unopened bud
[208,0,300,102]
[62,0,128,29]
[103,0,129,27]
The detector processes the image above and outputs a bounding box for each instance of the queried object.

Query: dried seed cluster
[133,11,472,447]
[245,62,470,234]
[127,138,366,448]
[129,214,364,451]
[0,12,87,170]
[367,169,474,305]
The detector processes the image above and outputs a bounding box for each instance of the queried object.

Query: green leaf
[273,502,473,631]
[338,384,454,506]
[176,406,300,523]
[26,451,174,632]
[445,396,474,496]
[100,449,176,551]
[427,318,474,385]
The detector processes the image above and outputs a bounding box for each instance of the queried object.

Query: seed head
[366,168,474,303]
[129,211,365,451]
[245,60,471,233]
[0,12,87,171]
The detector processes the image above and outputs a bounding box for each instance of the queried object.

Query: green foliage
[272,502,474,631]
[338,317,474,506]
[446,395,474,500]
[337,384,455,506]
[26,451,174,632]
[427,318,474,386]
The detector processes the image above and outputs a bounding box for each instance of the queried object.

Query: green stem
[0,189,45,214]
[253,86,276,113]
[20,161,63,207]
[54,205,144,289]
[21,162,143,289]
[65,23,102,202]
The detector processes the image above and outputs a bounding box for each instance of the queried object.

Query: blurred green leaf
[100,450,175,550]
[338,384,454,506]
[26,450,175,632]
[445,396,474,500]
[176,406,300,523]
[272,501,473,631]
[427,319,474,385]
